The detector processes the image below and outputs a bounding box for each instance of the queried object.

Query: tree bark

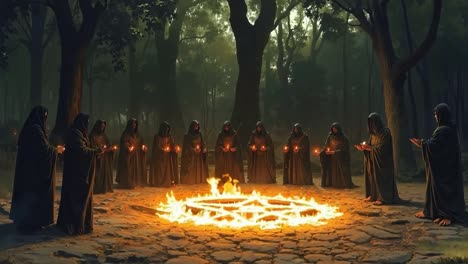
[342,13,349,129]
[227,0,276,144]
[49,0,104,144]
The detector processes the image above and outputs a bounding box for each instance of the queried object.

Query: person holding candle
[318,122,354,188]
[283,123,313,185]
[215,121,244,183]
[89,120,115,194]
[10,106,64,234]
[247,121,276,184]
[116,118,146,189]
[180,120,209,184]
[57,113,102,235]
[149,122,179,187]
[355,113,399,205]
[410,103,467,226]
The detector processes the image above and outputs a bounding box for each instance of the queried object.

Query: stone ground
[0,173,467,264]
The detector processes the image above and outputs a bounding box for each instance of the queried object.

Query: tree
[304,0,442,176]
[226,0,300,143]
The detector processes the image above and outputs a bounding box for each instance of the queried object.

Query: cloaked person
[411,103,467,226]
[57,113,102,235]
[247,121,276,184]
[215,121,244,183]
[89,120,116,194]
[355,113,399,205]
[149,122,180,187]
[318,122,354,188]
[116,118,147,188]
[283,123,313,185]
[180,120,209,184]
[9,106,64,233]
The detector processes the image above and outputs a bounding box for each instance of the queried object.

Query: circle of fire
[156,176,343,230]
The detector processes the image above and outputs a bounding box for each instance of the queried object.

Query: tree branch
[395,0,442,75]
[272,0,301,31]
[179,32,210,43]
[226,0,252,37]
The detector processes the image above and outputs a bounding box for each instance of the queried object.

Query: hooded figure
[319,122,354,188]
[215,121,244,183]
[10,106,58,233]
[89,120,114,194]
[247,121,276,183]
[57,113,101,235]
[283,123,313,185]
[416,103,467,225]
[361,113,399,205]
[180,120,209,184]
[116,118,146,188]
[149,122,179,187]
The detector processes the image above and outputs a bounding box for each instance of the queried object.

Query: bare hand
[410,138,423,148]
[230,147,236,152]
[128,146,135,152]
[325,150,335,155]
[250,145,257,152]
[223,147,229,152]
[354,144,363,151]
[260,146,267,152]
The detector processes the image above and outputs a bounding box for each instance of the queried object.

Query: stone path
[0,176,467,264]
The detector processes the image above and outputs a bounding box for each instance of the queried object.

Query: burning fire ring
[156,177,343,230]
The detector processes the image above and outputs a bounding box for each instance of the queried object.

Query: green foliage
[434,257,468,264]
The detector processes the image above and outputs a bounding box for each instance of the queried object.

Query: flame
[156,177,343,230]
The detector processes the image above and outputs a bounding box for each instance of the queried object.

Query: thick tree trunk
[342,14,349,129]
[231,53,263,144]
[51,45,86,144]
[30,4,46,108]
[276,22,290,127]
[418,59,434,137]
[157,49,184,133]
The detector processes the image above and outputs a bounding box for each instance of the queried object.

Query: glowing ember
[156,177,343,229]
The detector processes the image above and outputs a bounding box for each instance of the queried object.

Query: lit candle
[294,146,299,151]
[129,145,134,152]
[362,141,366,145]
[104,145,107,149]
[195,144,200,150]
[314,148,319,154]
[142,145,147,151]
[175,145,181,152]
[165,145,170,152]
[327,147,330,152]
[283,145,289,151]
[112,145,118,150]
[226,144,230,149]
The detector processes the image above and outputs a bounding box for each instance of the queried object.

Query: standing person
[319,122,354,188]
[57,113,102,235]
[149,122,180,187]
[9,106,64,233]
[283,123,313,185]
[411,103,467,226]
[215,121,244,183]
[247,121,276,184]
[89,120,116,194]
[116,118,147,188]
[180,120,209,184]
[355,113,399,205]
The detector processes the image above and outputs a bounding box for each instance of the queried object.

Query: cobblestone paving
[0,176,467,264]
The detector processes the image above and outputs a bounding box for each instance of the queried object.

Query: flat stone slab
[357,226,401,239]
[165,256,209,264]
[362,250,412,263]
[211,250,238,262]
[241,241,278,253]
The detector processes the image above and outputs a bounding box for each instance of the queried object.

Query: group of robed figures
[8,102,467,236]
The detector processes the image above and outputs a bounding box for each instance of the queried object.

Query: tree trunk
[30,3,46,108]
[227,0,276,144]
[342,14,349,129]
[418,59,434,137]
[88,79,93,116]
[276,22,290,127]
[51,44,86,144]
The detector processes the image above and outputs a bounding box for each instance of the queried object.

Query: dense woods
[1,0,468,179]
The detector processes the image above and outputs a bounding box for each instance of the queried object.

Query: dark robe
[9,106,57,232]
[363,113,399,204]
[89,120,114,194]
[57,113,100,235]
[248,122,276,184]
[320,123,354,188]
[116,119,146,188]
[421,104,467,223]
[283,124,312,185]
[180,120,209,184]
[149,122,178,187]
[215,121,244,183]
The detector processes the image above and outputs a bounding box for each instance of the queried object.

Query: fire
[156,177,343,230]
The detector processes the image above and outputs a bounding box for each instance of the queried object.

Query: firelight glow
[156,177,343,230]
